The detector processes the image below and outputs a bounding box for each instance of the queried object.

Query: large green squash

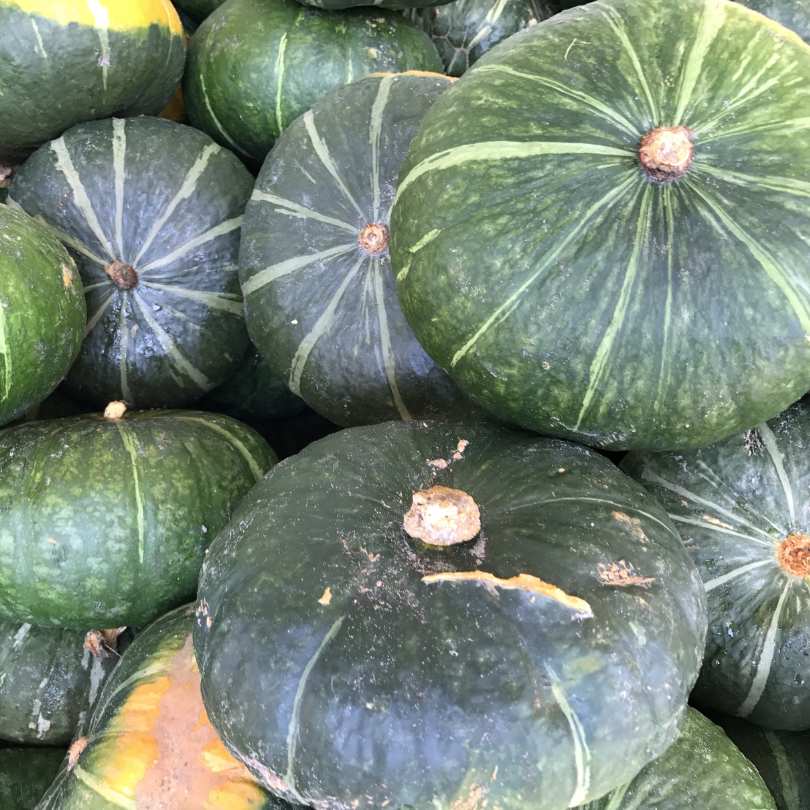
[580,709,776,809]
[9,117,252,409]
[718,716,810,810]
[195,420,707,809]
[391,0,810,452]
[623,401,810,730]
[0,403,275,629]
[0,621,117,746]
[0,205,86,427]
[0,0,185,164]
[0,748,65,810]
[39,604,282,809]
[184,0,443,164]
[405,0,554,75]
[240,73,463,426]
[738,0,810,41]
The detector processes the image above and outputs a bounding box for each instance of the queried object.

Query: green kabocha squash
[738,0,810,41]
[580,708,776,809]
[0,748,65,810]
[718,716,810,809]
[241,73,463,426]
[0,0,185,164]
[40,604,282,810]
[0,622,117,746]
[173,0,225,23]
[9,117,253,409]
[0,205,86,427]
[184,0,442,164]
[405,0,554,75]
[623,401,810,730]
[391,0,810,452]
[195,420,707,809]
[0,403,275,630]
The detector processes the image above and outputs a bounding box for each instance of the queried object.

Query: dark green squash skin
[0,3,185,164]
[10,117,253,409]
[0,206,86,428]
[718,716,810,810]
[174,0,225,23]
[738,0,810,41]
[184,0,443,164]
[391,0,810,452]
[195,420,707,809]
[0,747,65,810]
[0,621,115,746]
[302,0,453,11]
[622,401,810,731]
[405,0,554,76]
[0,408,275,630]
[580,709,776,809]
[240,73,464,427]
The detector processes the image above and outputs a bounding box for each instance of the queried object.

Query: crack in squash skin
[195,420,707,810]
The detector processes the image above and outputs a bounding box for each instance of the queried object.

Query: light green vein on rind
[274,33,288,132]
[74,765,136,809]
[29,18,47,58]
[668,515,772,548]
[139,217,242,273]
[115,424,145,565]
[0,301,9,404]
[118,302,132,403]
[655,185,675,415]
[198,73,252,159]
[251,191,356,233]
[141,282,243,316]
[703,558,776,593]
[757,422,796,526]
[112,119,126,259]
[369,75,393,222]
[372,262,410,420]
[88,0,111,92]
[174,416,265,481]
[696,164,810,199]
[764,730,801,809]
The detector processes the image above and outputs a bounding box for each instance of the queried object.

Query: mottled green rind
[405,0,554,75]
[0,748,64,810]
[718,716,810,810]
[391,0,810,451]
[623,400,810,730]
[174,0,224,23]
[10,116,253,409]
[0,206,86,427]
[184,0,443,163]
[0,621,115,746]
[195,420,707,809]
[0,8,184,163]
[580,709,776,809]
[0,409,275,629]
[302,0,453,10]
[241,73,465,426]
[738,0,810,41]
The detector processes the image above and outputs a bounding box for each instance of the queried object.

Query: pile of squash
[1,0,810,807]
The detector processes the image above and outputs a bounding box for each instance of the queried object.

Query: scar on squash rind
[597,560,655,588]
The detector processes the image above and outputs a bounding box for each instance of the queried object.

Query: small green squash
[240,73,463,426]
[0,403,275,629]
[0,0,185,163]
[0,747,65,810]
[10,117,253,409]
[184,0,443,164]
[195,420,707,809]
[0,205,86,427]
[623,401,810,730]
[0,621,117,746]
[391,0,810,451]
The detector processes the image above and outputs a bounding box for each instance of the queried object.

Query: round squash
[623,401,810,730]
[391,0,810,452]
[195,420,707,809]
[184,0,443,164]
[580,708,776,809]
[405,0,554,75]
[0,205,86,427]
[738,0,810,41]
[0,403,275,629]
[9,117,253,409]
[0,621,117,746]
[0,0,184,164]
[0,747,65,810]
[718,716,810,810]
[240,73,463,426]
[39,604,282,809]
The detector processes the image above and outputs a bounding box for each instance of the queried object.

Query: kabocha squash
[0,206,86,427]
[623,401,810,730]
[738,1,810,41]
[0,0,184,163]
[580,709,776,809]
[718,716,810,809]
[0,748,65,810]
[184,0,443,164]
[10,117,252,409]
[240,73,463,426]
[195,420,707,809]
[405,0,554,76]
[0,621,117,746]
[0,404,275,629]
[39,604,281,809]
[391,0,810,452]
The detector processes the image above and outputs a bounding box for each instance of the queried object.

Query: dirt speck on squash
[744,428,764,455]
[597,560,655,588]
[611,511,648,543]
[195,599,213,630]
[428,438,471,470]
